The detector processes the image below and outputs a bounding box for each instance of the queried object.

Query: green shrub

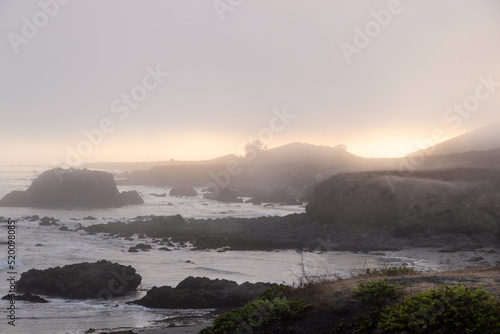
[353,279,402,305]
[258,284,289,300]
[351,279,404,333]
[378,284,500,333]
[201,296,308,334]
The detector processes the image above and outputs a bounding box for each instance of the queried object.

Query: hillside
[411,122,500,157]
[306,168,500,246]
[119,143,371,189]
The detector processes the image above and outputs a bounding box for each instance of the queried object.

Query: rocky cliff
[0,168,144,208]
[306,168,500,239]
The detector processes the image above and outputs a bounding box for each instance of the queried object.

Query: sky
[1,0,500,165]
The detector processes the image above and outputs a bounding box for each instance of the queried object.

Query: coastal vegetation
[201,266,500,333]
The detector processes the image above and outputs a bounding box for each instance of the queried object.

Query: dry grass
[286,265,500,310]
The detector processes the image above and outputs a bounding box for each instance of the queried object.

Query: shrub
[353,279,402,305]
[378,284,500,333]
[201,291,309,334]
[258,284,290,301]
[352,279,404,333]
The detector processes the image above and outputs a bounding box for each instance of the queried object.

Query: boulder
[169,187,198,197]
[39,216,59,226]
[16,260,142,299]
[134,243,152,251]
[129,276,276,309]
[150,193,167,197]
[0,168,144,208]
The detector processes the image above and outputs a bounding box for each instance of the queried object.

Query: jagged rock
[85,215,186,238]
[2,293,48,303]
[169,187,198,197]
[16,260,141,299]
[128,276,276,309]
[0,168,144,208]
[39,216,59,226]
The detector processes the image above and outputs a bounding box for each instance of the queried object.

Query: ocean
[0,165,464,333]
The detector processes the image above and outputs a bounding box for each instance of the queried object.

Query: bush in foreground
[200,285,308,334]
[379,284,500,333]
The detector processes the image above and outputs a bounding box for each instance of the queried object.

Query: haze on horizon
[1,0,500,165]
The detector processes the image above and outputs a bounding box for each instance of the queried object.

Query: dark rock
[169,187,198,197]
[0,168,144,208]
[129,276,276,309]
[59,226,69,231]
[85,215,186,238]
[83,216,97,220]
[2,293,48,303]
[39,216,59,226]
[128,247,139,253]
[204,188,242,203]
[16,260,141,299]
[120,190,144,205]
[306,168,500,238]
[150,193,167,197]
[158,247,171,251]
[134,243,152,251]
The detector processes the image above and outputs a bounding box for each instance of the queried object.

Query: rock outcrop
[2,293,48,303]
[169,187,198,197]
[16,260,142,299]
[0,168,143,208]
[129,276,276,309]
[306,168,500,239]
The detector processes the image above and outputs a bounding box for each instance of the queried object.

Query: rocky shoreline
[77,212,499,253]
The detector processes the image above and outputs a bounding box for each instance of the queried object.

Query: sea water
[0,165,441,333]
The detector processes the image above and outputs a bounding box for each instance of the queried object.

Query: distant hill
[82,154,240,170]
[410,122,500,157]
[86,138,500,192]
[258,142,362,165]
[118,143,372,190]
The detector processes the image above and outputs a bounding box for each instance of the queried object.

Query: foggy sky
[1,0,500,165]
